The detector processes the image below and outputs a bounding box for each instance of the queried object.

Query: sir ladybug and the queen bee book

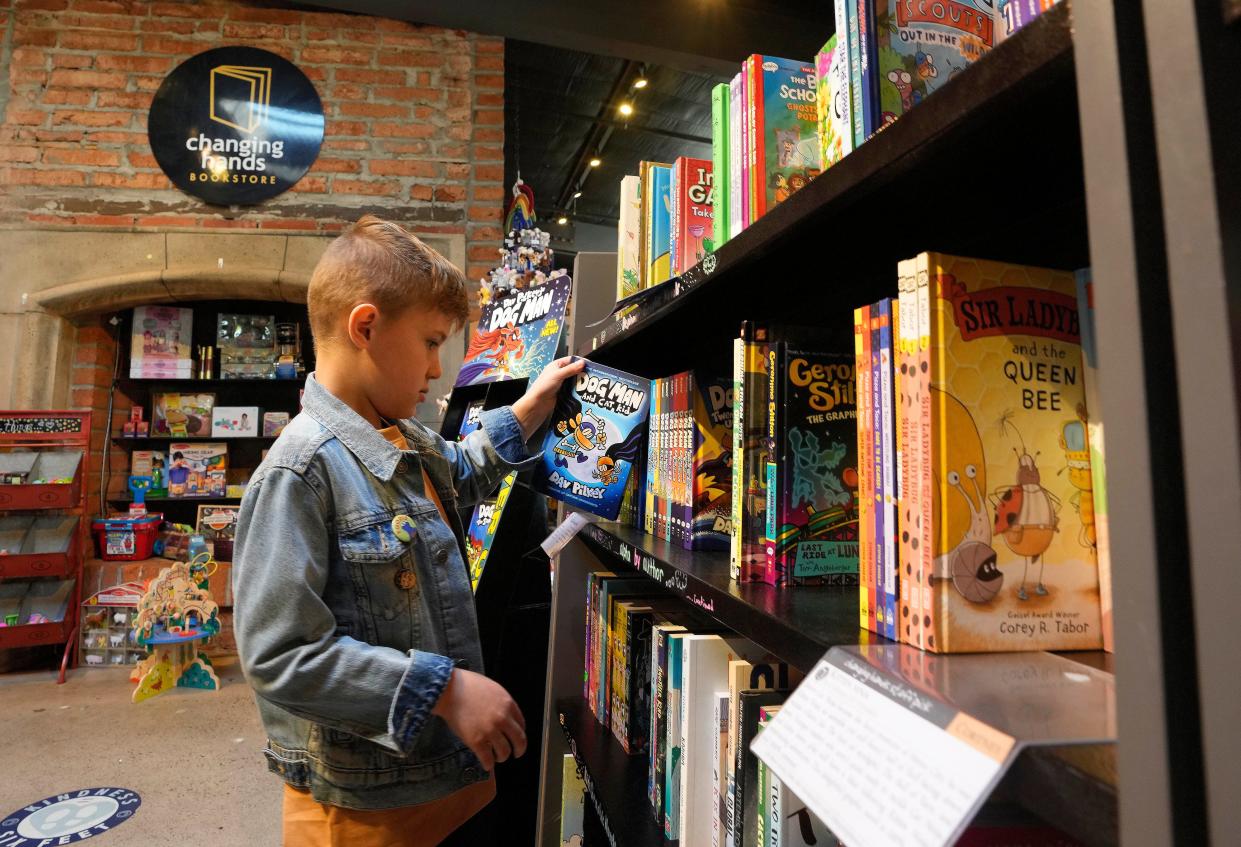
[455,275,571,387]
[534,361,650,521]
[908,252,1102,653]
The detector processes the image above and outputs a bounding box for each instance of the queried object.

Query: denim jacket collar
[301,373,428,482]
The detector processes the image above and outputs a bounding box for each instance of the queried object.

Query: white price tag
[540,511,593,557]
[751,654,1013,847]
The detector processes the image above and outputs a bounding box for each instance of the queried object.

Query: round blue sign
[0,788,141,843]
[148,46,324,206]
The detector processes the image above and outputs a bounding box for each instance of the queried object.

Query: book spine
[854,309,869,629]
[731,334,746,581]
[584,574,595,706]
[751,56,768,222]
[859,0,878,139]
[833,0,854,160]
[897,261,916,644]
[847,0,865,148]
[871,303,884,637]
[609,602,626,745]
[652,378,662,540]
[859,305,876,632]
[916,252,934,650]
[650,627,666,819]
[685,372,698,551]
[675,158,685,275]
[645,380,657,536]
[677,638,693,844]
[712,84,730,248]
[639,164,651,290]
[664,638,683,839]
[879,299,898,640]
[740,61,749,232]
[730,74,743,238]
[763,343,781,585]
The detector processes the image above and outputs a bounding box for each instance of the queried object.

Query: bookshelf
[109,299,311,526]
[533,0,1237,843]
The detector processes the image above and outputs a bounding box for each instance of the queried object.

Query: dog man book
[534,361,650,520]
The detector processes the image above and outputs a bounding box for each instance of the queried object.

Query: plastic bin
[0,450,83,509]
[92,514,163,561]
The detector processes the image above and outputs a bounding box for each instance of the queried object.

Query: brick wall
[0,0,505,285]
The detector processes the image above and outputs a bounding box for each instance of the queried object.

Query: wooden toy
[130,554,222,703]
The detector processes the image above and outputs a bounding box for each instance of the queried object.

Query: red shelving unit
[0,410,92,683]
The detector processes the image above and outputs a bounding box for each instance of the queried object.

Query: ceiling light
[557,216,568,225]
[618,102,634,117]
[588,157,602,168]
[632,77,648,89]
[573,191,582,199]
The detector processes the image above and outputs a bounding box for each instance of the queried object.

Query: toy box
[262,411,289,437]
[212,406,259,437]
[152,392,214,438]
[167,443,228,497]
[92,513,163,561]
[218,313,277,379]
[79,582,146,668]
[196,504,239,561]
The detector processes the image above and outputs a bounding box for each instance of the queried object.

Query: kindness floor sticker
[0,788,140,844]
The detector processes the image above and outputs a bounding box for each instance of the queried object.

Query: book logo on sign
[210,65,271,133]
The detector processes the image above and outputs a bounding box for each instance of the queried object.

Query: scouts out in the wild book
[534,361,651,520]
[466,471,516,592]
[455,275,571,387]
[870,0,997,128]
[908,252,1102,653]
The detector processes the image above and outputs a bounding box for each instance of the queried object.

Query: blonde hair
[308,214,469,349]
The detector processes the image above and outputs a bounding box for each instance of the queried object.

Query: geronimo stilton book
[870,0,998,130]
[534,361,650,521]
[766,347,859,587]
[455,276,571,387]
[911,252,1101,653]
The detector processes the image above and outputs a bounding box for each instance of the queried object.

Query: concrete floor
[0,656,281,846]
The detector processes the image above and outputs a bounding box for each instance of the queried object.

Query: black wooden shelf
[579,522,887,674]
[581,2,1080,378]
[558,697,671,847]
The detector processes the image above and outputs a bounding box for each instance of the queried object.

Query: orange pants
[281,779,494,847]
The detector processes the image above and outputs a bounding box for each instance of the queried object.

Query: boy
[233,215,585,845]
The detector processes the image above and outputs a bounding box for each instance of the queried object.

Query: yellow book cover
[919,253,1102,652]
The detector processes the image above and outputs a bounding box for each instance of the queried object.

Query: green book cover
[711,83,730,247]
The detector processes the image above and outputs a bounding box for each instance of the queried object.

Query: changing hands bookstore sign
[148,47,324,205]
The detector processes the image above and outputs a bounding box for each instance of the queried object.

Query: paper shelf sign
[750,645,1116,847]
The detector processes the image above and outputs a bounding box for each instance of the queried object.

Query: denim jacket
[232,374,535,811]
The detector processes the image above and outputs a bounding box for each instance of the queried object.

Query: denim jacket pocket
[337,508,436,651]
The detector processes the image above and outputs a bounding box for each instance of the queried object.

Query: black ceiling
[505,42,718,228]
[295,1,839,226]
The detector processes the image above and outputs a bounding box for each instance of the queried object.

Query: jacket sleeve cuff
[390,650,455,753]
[478,406,538,469]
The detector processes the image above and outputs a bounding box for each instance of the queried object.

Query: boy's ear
[346,303,379,349]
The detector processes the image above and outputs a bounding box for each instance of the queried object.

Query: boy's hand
[432,668,527,772]
[511,356,588,440]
